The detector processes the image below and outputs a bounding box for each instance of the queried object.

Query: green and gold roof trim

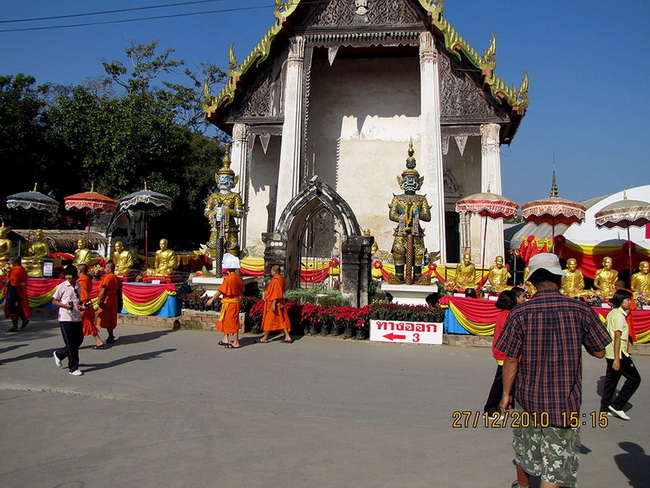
[203,0,529,116]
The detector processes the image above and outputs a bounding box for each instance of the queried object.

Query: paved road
[1,316,649,488]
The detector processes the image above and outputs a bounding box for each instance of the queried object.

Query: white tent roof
[562,185,650,247]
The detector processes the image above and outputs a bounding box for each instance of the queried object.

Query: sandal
[256,339,270,343]
[92,343,106,349]
[6,328,19,332]
[218,341,230,346]
[225,343,241,349]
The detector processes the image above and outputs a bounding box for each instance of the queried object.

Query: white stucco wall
[306,56,421,253]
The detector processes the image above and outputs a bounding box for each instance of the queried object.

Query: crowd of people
[2,252,645,487]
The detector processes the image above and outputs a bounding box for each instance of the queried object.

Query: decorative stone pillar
[341,235,374,308]
[419,31,446,263]
[276,36,305,226]
[231,123,250,248]
[480,123,504,262]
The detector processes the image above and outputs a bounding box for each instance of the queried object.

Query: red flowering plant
[247,299,265,327]
[301,302,324,327]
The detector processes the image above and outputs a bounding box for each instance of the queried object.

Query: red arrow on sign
[383,333,406,341]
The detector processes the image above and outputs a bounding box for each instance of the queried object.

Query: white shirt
[52,280,82,322]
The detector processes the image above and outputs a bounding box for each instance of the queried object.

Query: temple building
[203,0,528,300]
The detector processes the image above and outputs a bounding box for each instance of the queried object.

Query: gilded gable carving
[302,0,421,28]
[438,51,507,121]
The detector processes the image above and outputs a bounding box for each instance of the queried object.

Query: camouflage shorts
[512,404,580,487]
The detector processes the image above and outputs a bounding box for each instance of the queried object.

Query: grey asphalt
[1,316,649,488]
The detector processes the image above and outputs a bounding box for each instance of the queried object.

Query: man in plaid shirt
[495,253,611,488]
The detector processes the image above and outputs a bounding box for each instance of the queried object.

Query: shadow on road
[81,348,177,372]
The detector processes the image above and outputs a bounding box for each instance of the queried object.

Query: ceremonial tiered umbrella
[64,186,117,246]
[6,183,59,251]
[456,187,519,281]
[118,184,173,265]
[594,192,650,281]
[521,175,586,248]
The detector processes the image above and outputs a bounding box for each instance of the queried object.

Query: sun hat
[222,253,241,269]
[527,253,567,282]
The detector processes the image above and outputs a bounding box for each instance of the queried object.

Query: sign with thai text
[370,319,443,345]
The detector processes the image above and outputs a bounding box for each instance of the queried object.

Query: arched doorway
[263,176,373,306]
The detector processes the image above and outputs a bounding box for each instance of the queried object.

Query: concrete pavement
[1,316,649,488]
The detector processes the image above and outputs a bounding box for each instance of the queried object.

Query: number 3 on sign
[412,333,420,342]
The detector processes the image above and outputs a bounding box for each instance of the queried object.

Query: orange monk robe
[4,265,31,319]
[78,274,99,336]
[97,272,120,330]
[216,272,243,334]
[261,274,291,332]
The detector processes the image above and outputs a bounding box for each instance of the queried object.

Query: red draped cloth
[439,295,501,323]
[121,282,177,302]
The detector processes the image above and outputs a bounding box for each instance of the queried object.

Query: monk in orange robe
[97,262,121,343]
[206,254,243,348]
[258,265,292,343]
[4,256,31,331]
[77,264,104,348]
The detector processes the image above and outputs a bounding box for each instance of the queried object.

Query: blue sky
[2,0,649,207]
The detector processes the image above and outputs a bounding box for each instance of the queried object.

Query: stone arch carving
[263,176,372,306]
[276,175,362,237]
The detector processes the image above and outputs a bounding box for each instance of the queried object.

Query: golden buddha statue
[204,143,244,261]
[0,222,11,261]
[486,255,511,293]
[72,238,94,266]
[147,238,179,276]
[631,261,650,295]
[561,258,586,297]
[593,256,618,299]
[24,229,50,277]
[388,141,431,284]
[112,241,134,275]
[454,253,477,289]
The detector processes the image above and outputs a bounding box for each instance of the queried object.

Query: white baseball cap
[528,253,567,281]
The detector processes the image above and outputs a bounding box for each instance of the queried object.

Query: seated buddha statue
[454,253,477,290]
[486,255,511,293]
[24,229,50,277]
[593,256,618,299]
[631,261,650,295]
[561,258,586,297]
[72,238,95,266]
[147,238,179,276]
[112,241,134,275]
[0,222,11,261]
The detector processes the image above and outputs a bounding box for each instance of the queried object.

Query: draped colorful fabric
[555,237,650,279]
[593,307,650,344]
[26,278,64,308]
[518,235,553,265]
[121,282,177,316]
[439,295,500,335]
[241,256,264,277]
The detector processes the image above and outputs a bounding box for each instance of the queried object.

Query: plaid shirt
[495,288,611,427]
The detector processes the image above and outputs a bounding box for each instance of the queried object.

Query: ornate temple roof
[203,0,528,138]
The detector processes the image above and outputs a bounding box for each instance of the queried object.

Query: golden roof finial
[228,43,237,73]
[90,181,95,192]
[33,182,38,192]
[144,180,148,191]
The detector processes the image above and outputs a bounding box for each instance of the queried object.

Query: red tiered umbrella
[64,186,117,246]
[595,192,650,280]
[521,175,586,248]
[456,187,519,280]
